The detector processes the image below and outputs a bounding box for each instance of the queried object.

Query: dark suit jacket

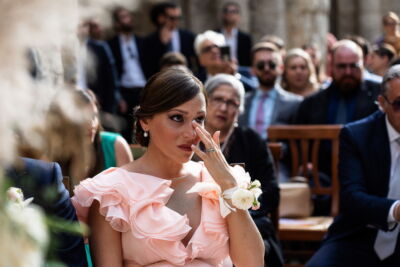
[6,158,87,267]
[238,85,303,128]
[325,111,396,244]
[295,80,381,208]
[216,28,252,67]
[143,29,196,77]
[87,39,120,113]
[295,79,380,124]
[107,34,149,80]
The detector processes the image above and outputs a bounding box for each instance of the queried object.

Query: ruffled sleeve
[71,168,174,233]
[186,163,230,263]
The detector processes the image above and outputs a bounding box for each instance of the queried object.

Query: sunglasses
[383,21,398,26]
[335,62,361,70]
[255,60,277,71]
[167,15,181,21]
[223,8,239,14]
[383,95,400,112]
[200,44,219,54]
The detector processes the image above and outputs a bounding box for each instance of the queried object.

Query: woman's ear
[139,118,150,131]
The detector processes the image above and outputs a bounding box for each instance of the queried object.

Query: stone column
[185,0,219,33]
[249,0,287,43]
[334,0,357,39]
[358,0,382,42]
[285,0,330,49]
[382,0,400,16]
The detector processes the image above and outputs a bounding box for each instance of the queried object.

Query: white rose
[231,188,254,210]
[250,187,263,199]
[7,187,24,203]
[230,165,251,188]
[251,180,261,188]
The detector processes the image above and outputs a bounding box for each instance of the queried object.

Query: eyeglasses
[383,95,400,112]
[255,60,277,71]
[383,21,398,26]
[335,62,361,71]
[200,44,219,54]
[209,96,240,110]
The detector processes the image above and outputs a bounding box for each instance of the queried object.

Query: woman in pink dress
[72,68,264,266]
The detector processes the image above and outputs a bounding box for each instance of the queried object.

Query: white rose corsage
[187,165,262,218]
[219,165,262,217]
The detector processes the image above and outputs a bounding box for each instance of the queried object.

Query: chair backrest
[268,125,342,216]
[267,142,283,175]
[267,142,283,230]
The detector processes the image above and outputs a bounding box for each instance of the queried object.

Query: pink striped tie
[255,93,268,135]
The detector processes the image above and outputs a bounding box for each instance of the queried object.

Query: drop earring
[143,131,148,137]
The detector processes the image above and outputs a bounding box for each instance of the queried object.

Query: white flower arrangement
[187,165,262,218]
[228,165,262,211]
[0,187,48,267]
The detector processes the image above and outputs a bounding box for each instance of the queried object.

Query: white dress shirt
[171,29,180,52]
[385,116,400,224]
[119,35,146,88]
[222,27,238,62]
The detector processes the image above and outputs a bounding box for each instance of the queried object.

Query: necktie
[374,138,400,260]
[255,93,268,136]
[335,98,347,124]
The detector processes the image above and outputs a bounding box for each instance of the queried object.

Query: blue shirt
[249,88,277,139]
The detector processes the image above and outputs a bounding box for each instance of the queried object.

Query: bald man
[295,40,381,215]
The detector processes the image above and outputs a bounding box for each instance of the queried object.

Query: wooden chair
[267,125,342,265]
[267,141,283,231]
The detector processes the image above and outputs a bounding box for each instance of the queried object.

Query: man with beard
[238,42,303,140]
[108,7,148,143]
[296,39,380,125]
[295,40,381,215]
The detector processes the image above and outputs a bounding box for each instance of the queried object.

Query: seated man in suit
[296,39,381,214]
[238,42,303,140]
[307,65,400,267]
[7,158,88,267]
[296,39,380,125]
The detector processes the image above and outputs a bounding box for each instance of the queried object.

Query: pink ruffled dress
[72,161,230,267]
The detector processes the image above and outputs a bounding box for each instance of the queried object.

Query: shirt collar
[222,27,238,37]
[385,115,400,144]
[256,87,276,98]
[119,34,133,44]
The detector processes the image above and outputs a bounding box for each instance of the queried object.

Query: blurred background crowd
[1,0,400,266]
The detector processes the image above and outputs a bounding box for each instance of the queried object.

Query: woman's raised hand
[191,121,237,191]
